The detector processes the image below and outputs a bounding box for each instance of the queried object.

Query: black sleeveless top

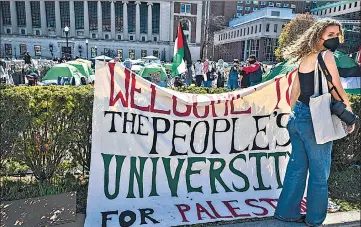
[298,70,315,106]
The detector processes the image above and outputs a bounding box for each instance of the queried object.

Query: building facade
[213,7,295,63]
[0,1,203,61]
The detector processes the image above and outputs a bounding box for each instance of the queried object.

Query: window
[21,29,25,35]
[45,1,55,28]
[180,4,191,14]
[276,3,281,7]
[237,6,243,10]
[142,36,146,41]
[87,47,96,58]
[1,1,11,25]
[60,1,70,28]
[237,30,240,37]
[266,23,270,32]
[251,26,253,34]
[105,34,109,40]
[283,3,289,7]
[104,48,109,56]
[130,35,134,40]
[5,44,12,56]
[339,6,341,11]
[74,1,84,29]
[19,44,26,55]
[271,11,280,16]
[92,33,96,38]
[35,30,40,36]
[259,24,261,32]
[355,2,358,7]
[128,2,136,33]
[291,4,296,9]
[118,35,122,40]
[245,7,251,11]
[329,8,332,13]
[334,7,336,12]
[349,3,352,8]
[240,29,242,36]
[16,1,26,26]
[31,2,41,28]
[102,1,111,31]
[89,1,97,30]
[253,7,258,11]
[261,2,267,6]
[152,4,160,34]
[255,25,257,33]
[34,45,41,56]
[140,3,148,33]
[269,2,274,7]
[274,24,278,32]
[129,49,135,59]
[117,49,123,59]
[6,28,11,34]
[343,4,346,10]
[141,50,147,57]
[153,50,159,58]
[243,28,246,36]
[246,1,252,4]
[115,2,123,32]
[237,13,242,17]
[247,27,249,35]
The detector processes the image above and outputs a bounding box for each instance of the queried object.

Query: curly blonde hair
[283,18,344,61]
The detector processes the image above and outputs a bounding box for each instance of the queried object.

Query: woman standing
[274,19,355,226]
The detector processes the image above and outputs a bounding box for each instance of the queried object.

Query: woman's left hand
[347,124,355,134]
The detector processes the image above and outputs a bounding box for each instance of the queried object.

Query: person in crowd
[225,59,241,90]
[23,52,32,64]
[216,59,225,88]
[80,77,87,85]
[240,55,263,86]
[203,59,210,87]
[194,59,204,87]
[274,18,355,227]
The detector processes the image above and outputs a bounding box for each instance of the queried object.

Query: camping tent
[42,64,83,85]
[66,61,90,78]
[92,55,112,61]
[138,65,167,82]
[75,59,94,75]
[262,51,361,94]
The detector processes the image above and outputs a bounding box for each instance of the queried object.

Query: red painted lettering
[259,198,278,210]
[130,74,150,111]
[245,199,269,216]
[230,95,251,115]
[222,200,251,218]
[175,204,191,222]
[196,203,216,220]
[172,96,192,117]
[150,84,171,114]
[206,201,233,219]
[109,63,130,107]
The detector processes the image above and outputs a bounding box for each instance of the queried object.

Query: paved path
[58,211,360,226]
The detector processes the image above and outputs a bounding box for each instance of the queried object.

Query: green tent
[138,65,167,82]
[66,61,90,78]
[263,52,361,94]
[42,63,83,84]
[164,63,173,71]
[76,58,94,75]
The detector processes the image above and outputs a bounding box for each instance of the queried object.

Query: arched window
[180,19,191,42]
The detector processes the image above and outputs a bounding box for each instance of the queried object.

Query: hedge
[0,85,360,182]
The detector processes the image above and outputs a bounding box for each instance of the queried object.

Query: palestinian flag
[172,23,192,76]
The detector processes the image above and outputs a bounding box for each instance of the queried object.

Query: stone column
[147,3,152,41]
[10,1,18,34]
[70,1,76,37]
[25,1,33,35]
[55,1,62,36]
[123,1,128,40]
[97,1,102,38]
[0,4,3,34]
[135,1,140,41]
[84,1,90,37]
[170,1,174,41]
[196,3,202,44]
[40,1,47,36]
[111,1,116,39]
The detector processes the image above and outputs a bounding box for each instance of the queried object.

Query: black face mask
[323,37,340,52]
[249,60,256,64]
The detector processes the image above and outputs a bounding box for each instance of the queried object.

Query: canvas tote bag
[309,51,347,144]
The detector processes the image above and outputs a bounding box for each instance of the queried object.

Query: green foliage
[0,86,94,182]
[173,86,229,94]
[1,160,30,175]
[329,168,361,205]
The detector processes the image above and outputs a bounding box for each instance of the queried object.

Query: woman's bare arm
[323,51,352,111]
[290,72,300,110]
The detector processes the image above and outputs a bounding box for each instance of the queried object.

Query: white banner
[85,63,303,227]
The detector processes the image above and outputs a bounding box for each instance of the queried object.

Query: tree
[201,15,227,60]
[275,14,315,62]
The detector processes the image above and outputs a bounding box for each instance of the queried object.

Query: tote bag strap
[317,51,344,102]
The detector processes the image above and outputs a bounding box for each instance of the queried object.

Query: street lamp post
[85,39,89,60]
[64,26,70,59]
